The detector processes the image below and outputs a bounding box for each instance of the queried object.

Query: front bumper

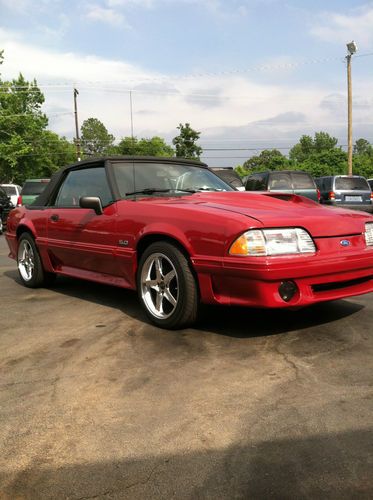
[193,247,373,308]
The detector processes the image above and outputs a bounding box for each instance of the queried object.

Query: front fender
[136,222,195,256]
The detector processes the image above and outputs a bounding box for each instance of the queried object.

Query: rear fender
[15,221,54,273]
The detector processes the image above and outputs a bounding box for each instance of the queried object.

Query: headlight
[229,228,316,256]
[365,222,373,246]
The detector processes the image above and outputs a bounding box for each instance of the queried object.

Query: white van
[0,184,22,207]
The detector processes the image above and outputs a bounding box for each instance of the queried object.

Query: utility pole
[346,41,357,176]
[73,88,81,161]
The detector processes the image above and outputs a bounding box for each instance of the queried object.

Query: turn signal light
[329,191,335,200]
[17,195,22,206]
[229,235,249,255]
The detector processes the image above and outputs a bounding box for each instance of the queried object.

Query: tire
[17,233,56,288]
[137,242,198,329]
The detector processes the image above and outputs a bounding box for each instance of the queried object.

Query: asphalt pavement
[0,234,372,499]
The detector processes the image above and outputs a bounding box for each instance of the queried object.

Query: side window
[268,173,292,190]
[246,175,265,191]
[257,174,267,190]
[55,167,112,208]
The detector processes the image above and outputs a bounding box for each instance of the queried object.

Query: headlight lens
[365,222,373,246]
[229,228,316,256]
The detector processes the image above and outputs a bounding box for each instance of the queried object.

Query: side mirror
[79,196,103,215]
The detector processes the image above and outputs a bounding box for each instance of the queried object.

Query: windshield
[112,162,234,198]
[1,186,16,196]
[335,177,370,191]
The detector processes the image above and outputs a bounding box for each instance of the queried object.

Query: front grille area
[312,275,373,293]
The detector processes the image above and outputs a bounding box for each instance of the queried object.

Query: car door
[46,165,119,276]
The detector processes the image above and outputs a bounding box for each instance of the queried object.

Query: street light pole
[346,41,357,176]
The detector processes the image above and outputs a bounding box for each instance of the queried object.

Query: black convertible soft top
[32,156,208,207]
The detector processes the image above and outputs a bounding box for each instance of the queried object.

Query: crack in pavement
[73,460,167,500]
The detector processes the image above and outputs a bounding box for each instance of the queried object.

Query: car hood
[155,192,372,237]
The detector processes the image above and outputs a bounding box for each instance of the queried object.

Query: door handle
[50,214,59,222]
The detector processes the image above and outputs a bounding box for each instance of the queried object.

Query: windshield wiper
[126,188,170,196]
[125,188,196,196]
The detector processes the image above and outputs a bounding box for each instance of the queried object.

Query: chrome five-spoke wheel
[18,238,35,282]
[141,252,179,319]
[137,242,198,329]
[17,233,55,288]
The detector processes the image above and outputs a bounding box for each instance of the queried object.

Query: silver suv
[316,175,372,213]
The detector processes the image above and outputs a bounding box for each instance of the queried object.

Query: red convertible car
[5,157,373,329]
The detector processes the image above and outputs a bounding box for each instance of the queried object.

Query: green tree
[0,71,49,183]
[353,138,373,156]
[299,149,347,177]
[289,132,338,164]
[0,51,76,183]
[352,138,373,178]
[33,131,76,177]
[116,136,174,156]
[81,118,115,158]
[172,123,202,159]
[352,155,373,178]
[288,131,347,177]
[240,149,290,175]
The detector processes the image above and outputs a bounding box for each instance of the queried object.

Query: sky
[1,0,373,166]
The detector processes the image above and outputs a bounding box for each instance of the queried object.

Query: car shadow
[4,269,365,339]
[1,428,372,498]
[4,270,364,338]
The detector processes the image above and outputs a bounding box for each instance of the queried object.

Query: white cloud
[311,5,373,46]
[106,0,154,6]
[0,0,30,12]
[104,0,248,19]
[1,27,373,166]
[86,4,127,26]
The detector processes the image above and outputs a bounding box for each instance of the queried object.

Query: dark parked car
[20,178,50,205]
[0,186,13,234]
[316,175,373,213]
[245,170,320,202]
[209,167,245,191]
[5,157,373,329]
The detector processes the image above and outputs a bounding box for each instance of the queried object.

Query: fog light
[278,281,298,302]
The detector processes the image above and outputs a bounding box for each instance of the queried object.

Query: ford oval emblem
[340,240,351,247]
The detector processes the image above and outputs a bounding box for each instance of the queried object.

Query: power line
[1,51,372,92]
[0,112,72,117]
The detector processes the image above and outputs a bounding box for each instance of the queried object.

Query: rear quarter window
[291,173,316,189]
[268,173,292,190]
